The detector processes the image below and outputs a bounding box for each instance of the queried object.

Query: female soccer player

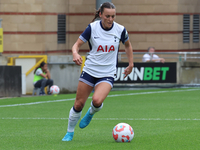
[62,2,133,141]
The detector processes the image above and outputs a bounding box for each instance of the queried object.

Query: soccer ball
[50,85,60,95]
[112,123,134,142]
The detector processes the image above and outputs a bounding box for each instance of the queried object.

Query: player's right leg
[62,81,93,141]
[40,78,48,95]
[34,79,46,95]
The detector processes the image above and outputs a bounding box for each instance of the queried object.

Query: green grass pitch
[0,88,199,150]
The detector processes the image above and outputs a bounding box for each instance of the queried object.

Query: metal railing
[118,52,200,62]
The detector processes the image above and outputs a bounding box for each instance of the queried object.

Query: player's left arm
[123,39,134,78]
[45,69,51,79]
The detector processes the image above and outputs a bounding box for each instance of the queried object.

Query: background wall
[48,55,81,93]
[0,0,200,55]
[0,0,69,54]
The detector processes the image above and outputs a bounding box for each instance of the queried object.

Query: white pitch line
[0,117,200,121]
[107,88,199,98]
[0,89,198,108]
[0,98,75,108]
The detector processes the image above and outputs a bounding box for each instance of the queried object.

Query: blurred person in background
[33,62,53,95]
[142,47,165,63]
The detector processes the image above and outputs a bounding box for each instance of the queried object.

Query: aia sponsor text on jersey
[97,45,115,52]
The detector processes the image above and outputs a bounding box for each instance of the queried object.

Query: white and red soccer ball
[50,85,60,95]
[112,123,134,142]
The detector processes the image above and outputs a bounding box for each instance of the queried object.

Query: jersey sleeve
[79,24,91,43]
[120,28,129,44]
[36,68,43,76]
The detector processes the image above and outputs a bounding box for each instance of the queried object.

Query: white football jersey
[79,20,129,78]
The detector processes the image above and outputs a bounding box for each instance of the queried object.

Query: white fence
[118,52,200,62]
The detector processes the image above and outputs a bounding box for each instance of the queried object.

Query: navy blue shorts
[79,71,114,88]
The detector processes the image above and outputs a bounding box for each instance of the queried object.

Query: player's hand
[123,64,133,78]
[160,58,165,63]
[73,52,83,66]
[45,69,49,73]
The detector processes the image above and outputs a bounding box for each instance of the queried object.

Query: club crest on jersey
[114,36,117,42]
[97,45,115,52]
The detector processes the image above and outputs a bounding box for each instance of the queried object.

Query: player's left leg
[79,82,112,128]
[45,79,53,87]
[45,79,53,94]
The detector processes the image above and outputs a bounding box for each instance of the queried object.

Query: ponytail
[91,2,115,22]
[33,62,46,74]
[92,8,101,22]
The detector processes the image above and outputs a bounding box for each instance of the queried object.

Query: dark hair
[33,62,46,74]
[147,47,155,52]
[92,2,116,22]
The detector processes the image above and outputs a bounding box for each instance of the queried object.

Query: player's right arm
[72,24,91,66]
[39,73,47,78]
[36,68,47,78]
[72,38,84,66]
